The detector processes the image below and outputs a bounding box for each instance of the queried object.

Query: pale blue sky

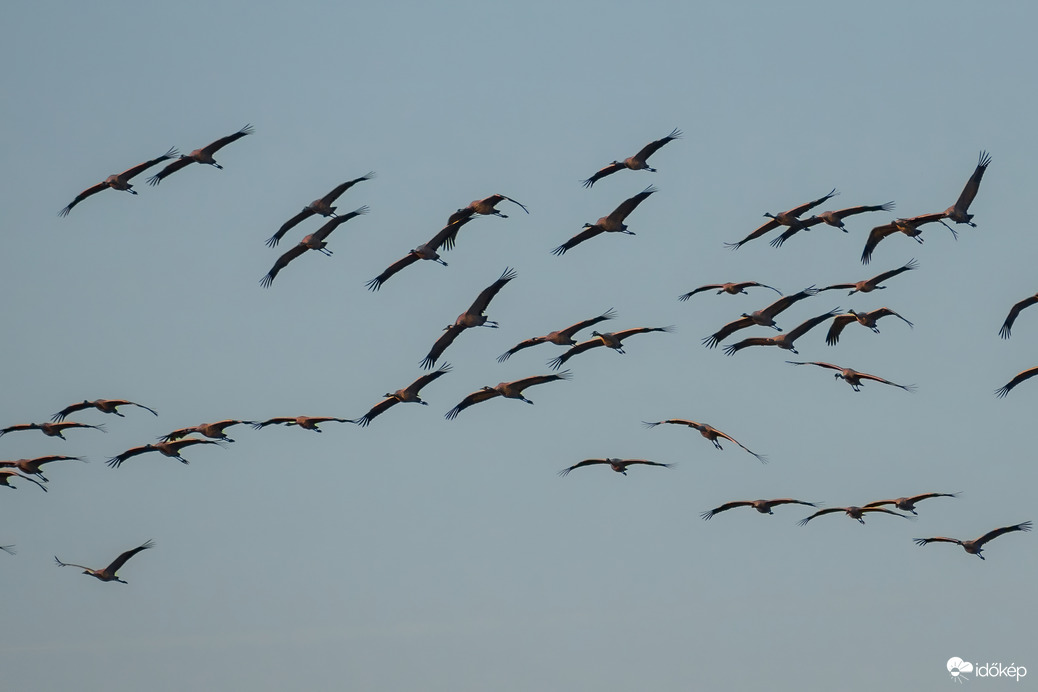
[2,2,1035,690]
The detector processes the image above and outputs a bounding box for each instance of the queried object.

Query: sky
[2,2,1036,690]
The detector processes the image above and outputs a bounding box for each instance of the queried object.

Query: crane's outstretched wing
[260,244,309,287]
[421,324,466,370]
[201,124,254,156]
[999,294,1038,339]
[445,389,501,420]
[552,225,605,255]
[995,366,1038,398]
[104,540,155,574]
[952,150,991,214]
[973,520,1032,547]
[581,162,625,188]
[607,185,657,223]
[146,156,195,185]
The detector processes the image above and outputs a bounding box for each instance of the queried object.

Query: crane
[824,308,913,346]
[915,521,1030,560]
[260,207,368,287]
[351,364,452,427]
[860,212,951,264]
[251,416,351,432]
[420,268,517,369]
[786,361,915,392]
[59,147,178,216]
[797,506,909,526]
[51,398,158,421]
[679,282,782,301]
[159,420,256,443]
[722,309,839,355]
[581,128,681,188]
[552,186,656,255]
[55,540,154,583]
[267,172,374,247]
[864,492,959,515]
[448,194,528,225]
[0,421,105,440]
[547,325,673,369]
[769,201,895,247]
[724,189,838,250]
[701,287,820,348]
[943,151,991,228]
[701,499,819,520]
[497,308,616,362]
[445,371,571,420]
[107,439,224,468]
[365,218,474,291]
[147,124,253,185]
[643,419,767,463]
[558,458,673,476]
[818,259,918,295]
[0,455,85,482]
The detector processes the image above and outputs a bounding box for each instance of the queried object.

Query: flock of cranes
[14,127,1035,583]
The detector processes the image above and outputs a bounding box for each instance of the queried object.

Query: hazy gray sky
[3,2,1035,690]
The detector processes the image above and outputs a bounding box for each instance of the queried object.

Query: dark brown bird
[914,520,1030,560]
[701,287,820,348]
[819,259,918,295]
[995,366,1038,398]
[147,124,253,185]
[809,201,896,233]
[497,308,616,362]
[547,325,673,369]
[679,281,782,301]
[643,419,767,463]
[552,186,656,255]
[825,308,913,346]
[724,189,838,250]
[722,309,839,356]
[558,457,673,476]
[51,398,158,422]
[260,207,368,287]
[251,416,351,432]
[0,470,48,492]
[365,218,474,291]
[998,293,1038,339]
[59,147,178,216]
[700,498,818,520]
[769,201,896,247]
[797,506,909,526]
[421,268,517,369]
[786,361,915,393]
[0,421,106,440]
[159,420,256,443]
[55,540,154,583]
[351,364,452,427]
[864,492,959,515]
[581,128,681,188]
[860,212,951,264]
[106,439,224,468]
[448,194,528,225]
[267,172,375,247]
[943,151,991,228]
[0,455,85,482]
[445,371,571,420]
